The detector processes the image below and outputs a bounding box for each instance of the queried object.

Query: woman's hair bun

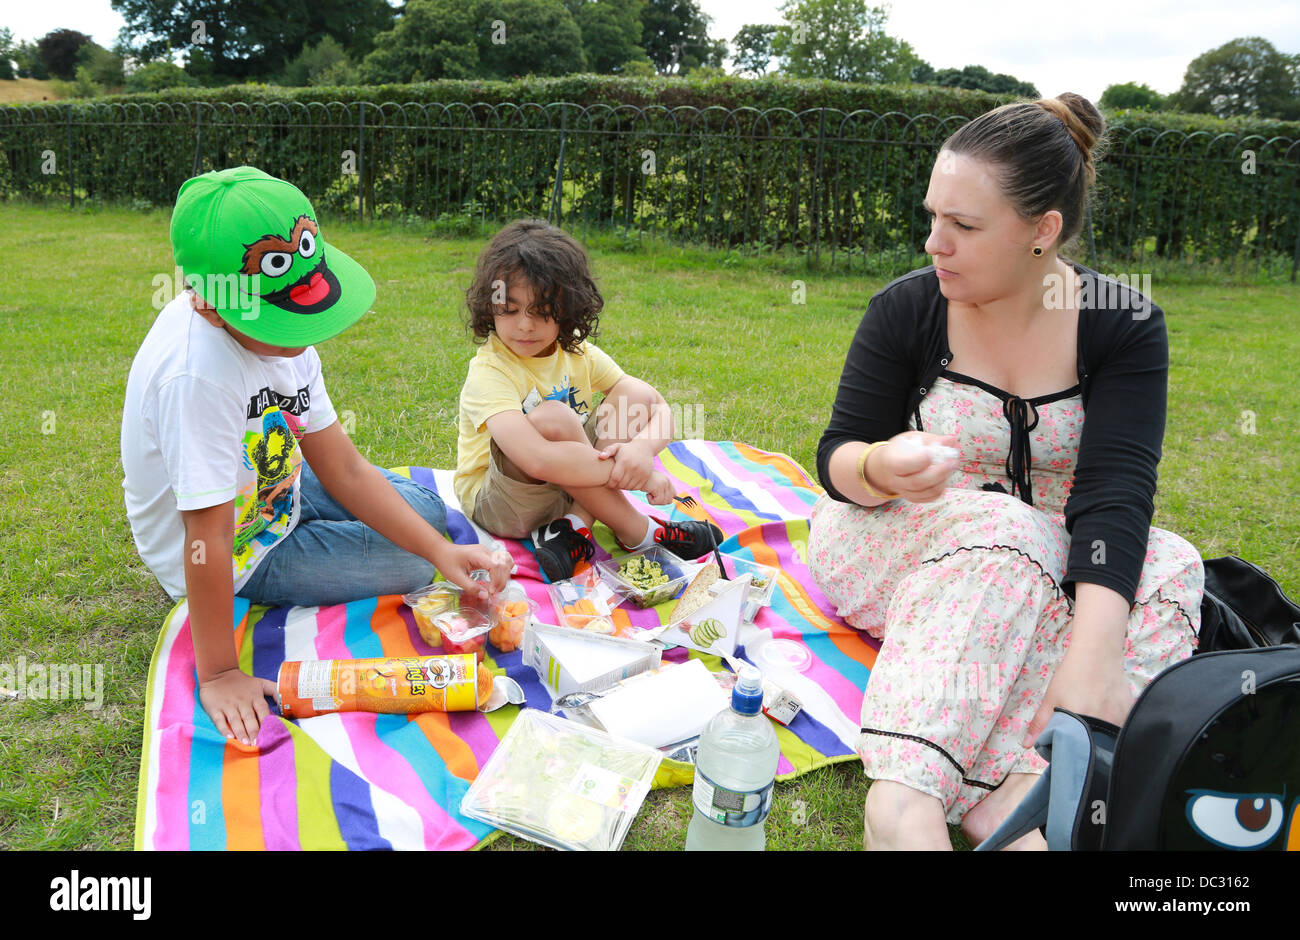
[1036,93,1106,181]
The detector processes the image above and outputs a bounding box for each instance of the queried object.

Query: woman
[809,93,1204,850]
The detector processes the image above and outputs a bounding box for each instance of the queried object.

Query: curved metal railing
[2,101,1296,277]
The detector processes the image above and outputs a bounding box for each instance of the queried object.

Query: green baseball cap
[170,166,375,346]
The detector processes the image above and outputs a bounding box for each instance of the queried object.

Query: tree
[361,0,481,82]
[732,24,777,77]
[37,29,93,81]
[1169,36,1297,119]
[12,40,49,79]
[929,64,1037,97]
[619,56,656,76]
[640,0,720,74]
[570,0,645,73]
[281,35,357,86]
[479,0,588,78]
[362,0,587,83]
[0,28,16,80]
[111,0,397,83]
[771,0,919,84]
[1099,81,1167,111]
[76,43,127,88]
[124,60,199,92]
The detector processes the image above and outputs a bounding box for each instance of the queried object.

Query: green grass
[1,203,1296,851]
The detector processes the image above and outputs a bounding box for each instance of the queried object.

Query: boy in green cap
[121,166,509,745]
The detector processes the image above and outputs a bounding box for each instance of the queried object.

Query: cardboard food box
[656,573,750,656]
[522,621,662,699]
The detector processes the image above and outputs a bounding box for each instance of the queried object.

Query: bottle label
[691,769,773,828]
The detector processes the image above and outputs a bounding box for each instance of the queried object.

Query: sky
[7,0,1300,103]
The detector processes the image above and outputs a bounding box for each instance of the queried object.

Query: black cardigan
[816,262,1169,609]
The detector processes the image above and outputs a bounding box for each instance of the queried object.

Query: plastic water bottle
[685,665,780,850]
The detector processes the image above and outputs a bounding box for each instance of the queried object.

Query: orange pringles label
[276,655,493,718]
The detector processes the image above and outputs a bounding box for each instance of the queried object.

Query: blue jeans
[236,462,448,608]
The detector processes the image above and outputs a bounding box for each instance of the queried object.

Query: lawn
[0,79,64,104]
[0,202,1296,851]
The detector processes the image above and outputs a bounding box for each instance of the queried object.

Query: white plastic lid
[762,639,812,672]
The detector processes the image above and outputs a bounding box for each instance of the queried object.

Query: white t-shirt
[121,292,337,599]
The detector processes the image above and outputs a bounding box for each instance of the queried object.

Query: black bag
[977,556,1300,851]
[977,646,1300,850]
[1198,555,1300,651]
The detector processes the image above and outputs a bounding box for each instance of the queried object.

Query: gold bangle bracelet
[857,441,900,500]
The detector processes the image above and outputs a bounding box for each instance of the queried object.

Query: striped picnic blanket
[134,441,881,850]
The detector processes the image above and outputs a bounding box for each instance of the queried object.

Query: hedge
[2,75,1297,276]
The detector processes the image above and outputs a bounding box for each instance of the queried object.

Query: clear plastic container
[460,708,663,851]
[489,583,538,653]
[546,568,623,635]
[723,554,778,622]
[427,608,493,661]
[403,582,464,644]
[596,546,689,608]
[403,581,501,661]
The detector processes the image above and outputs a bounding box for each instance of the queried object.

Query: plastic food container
[547,568,624,635]
[489,583,538,654]
[403,582,461,640]
[403,581,495,660]
[429,608,493,661]
[596,546,689,608]
[459,708,662,851]
[723,554,779,622]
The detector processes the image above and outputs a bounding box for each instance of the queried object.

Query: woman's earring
[1032,246,1044,257]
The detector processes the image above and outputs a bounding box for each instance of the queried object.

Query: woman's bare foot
[863,780,953,850]
[959,772,1047,850]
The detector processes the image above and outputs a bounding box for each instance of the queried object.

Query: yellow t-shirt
[454,333,626,515]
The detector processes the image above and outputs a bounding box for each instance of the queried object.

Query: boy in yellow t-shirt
[454,219,722,582]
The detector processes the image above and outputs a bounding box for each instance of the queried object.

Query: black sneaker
[651,517,725,561]
[530,518,595,583]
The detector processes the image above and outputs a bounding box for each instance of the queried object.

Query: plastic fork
[672,495,728,579]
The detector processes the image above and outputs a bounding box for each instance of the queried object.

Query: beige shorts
[470,417,600,539]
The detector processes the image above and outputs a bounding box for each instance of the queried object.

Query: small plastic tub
[428,608,493,661]
[489,584,538,653]
[547,569,620,634]
[596,546,689,608]
[723,554,779,622]
[403,582,463,644]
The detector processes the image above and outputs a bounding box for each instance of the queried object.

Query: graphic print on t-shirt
[520,374,588,419]
[232,385,309,574]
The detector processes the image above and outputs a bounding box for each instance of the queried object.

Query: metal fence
[2,101,1298,280]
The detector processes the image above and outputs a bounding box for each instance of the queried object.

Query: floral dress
[808,371,1204,824]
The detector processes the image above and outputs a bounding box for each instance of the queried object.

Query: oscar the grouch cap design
[170,166,375,346]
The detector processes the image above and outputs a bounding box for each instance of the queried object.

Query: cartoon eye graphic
[260,251,294,278]
[297,229,316,259]
[1186,791,1284,849]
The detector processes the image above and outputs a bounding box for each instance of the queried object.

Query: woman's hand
[1022,640,1135,748]
[871,431,961,503]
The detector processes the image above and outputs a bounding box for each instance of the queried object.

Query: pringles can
[277,655,493,718]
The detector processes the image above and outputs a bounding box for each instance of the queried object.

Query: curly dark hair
[466,219,603,353]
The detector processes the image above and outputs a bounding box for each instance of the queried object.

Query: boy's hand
[199,669,278,747]
[642,471,675,507]
[599,440,656,492]
[437,542,513,603]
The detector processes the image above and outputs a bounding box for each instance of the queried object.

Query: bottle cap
[732,664,763,716]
